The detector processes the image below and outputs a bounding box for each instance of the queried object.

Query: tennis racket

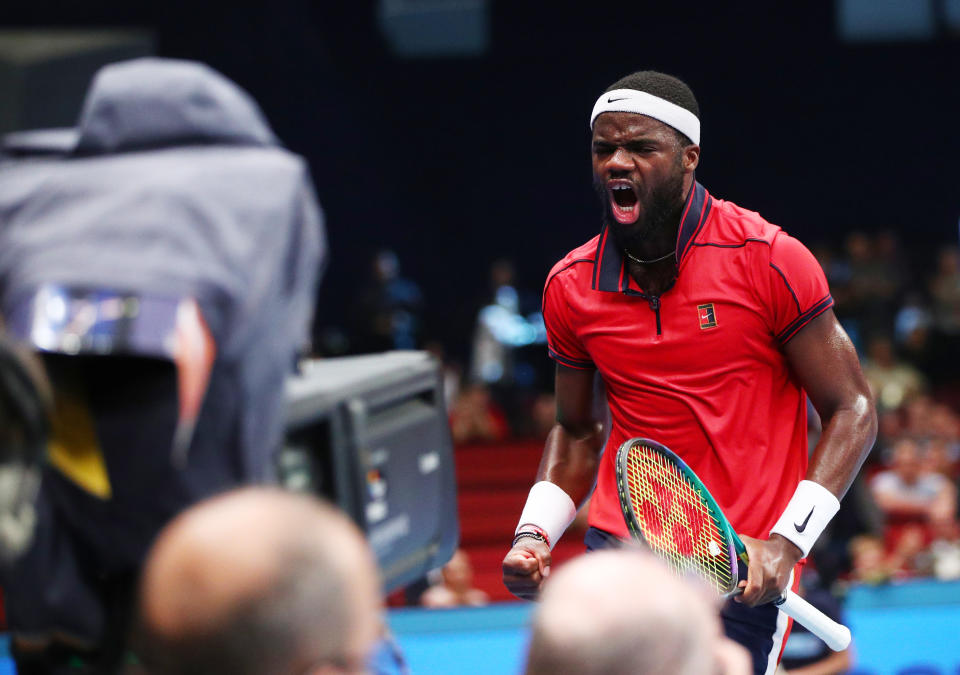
[615,437,851,651]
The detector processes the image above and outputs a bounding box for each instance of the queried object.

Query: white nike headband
[590,88,701,145]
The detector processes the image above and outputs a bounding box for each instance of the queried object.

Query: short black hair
[604,71,699,145]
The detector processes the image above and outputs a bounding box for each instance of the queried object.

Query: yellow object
[47,389,111,499]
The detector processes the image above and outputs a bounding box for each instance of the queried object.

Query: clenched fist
[502,538,552,600]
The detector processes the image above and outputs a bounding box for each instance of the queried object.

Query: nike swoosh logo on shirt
[794,507,815,533]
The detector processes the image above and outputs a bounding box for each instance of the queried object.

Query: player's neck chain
[624,249,676,265]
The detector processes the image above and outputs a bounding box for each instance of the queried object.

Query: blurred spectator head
[524,549,749,675]
[894,298,932,350]
[905,395,935,434]
[867,336,895,368]
[421,548,489,608]
[463,384,492,408]
[374,249,400,282]
[930,245,960,335]
[877,409,904,444]
[890,437,924,485]
[891,524,930,576]
[849,534,890,584]
[875,230,900,261]
[937,246,960,277]
[922,438,955,476]
[449,384,509,443]
[845,232,873,263]
[442,548,475,592]
[930,404,960,441]
[490,258,516,289]
[137,487,382,675]
[863,334,927,412]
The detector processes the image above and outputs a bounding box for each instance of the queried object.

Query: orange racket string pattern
[625,445,735,594]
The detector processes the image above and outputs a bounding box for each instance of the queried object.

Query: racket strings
[625,445,734,594]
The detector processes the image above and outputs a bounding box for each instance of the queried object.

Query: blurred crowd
[333,251,555,443]
[818,234,960,586]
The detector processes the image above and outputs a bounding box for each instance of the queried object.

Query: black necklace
[624,249,676,265]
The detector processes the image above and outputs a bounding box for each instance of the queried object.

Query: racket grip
[776,590,851,651]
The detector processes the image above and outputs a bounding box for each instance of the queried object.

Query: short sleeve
[766,232,833,344]
[543,272,594,369]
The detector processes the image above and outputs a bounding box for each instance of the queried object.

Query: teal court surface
[2,579,959,674]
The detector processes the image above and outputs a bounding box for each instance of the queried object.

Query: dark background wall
[3,1,958,361]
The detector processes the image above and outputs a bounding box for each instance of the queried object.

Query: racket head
[615,437,744,595]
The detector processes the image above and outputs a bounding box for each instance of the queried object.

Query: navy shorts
[584,527,794,675]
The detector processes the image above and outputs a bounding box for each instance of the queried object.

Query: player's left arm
[739,308,877,606]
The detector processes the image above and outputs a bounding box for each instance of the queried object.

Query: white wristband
[769,480,841,558]
[516,481,577,551]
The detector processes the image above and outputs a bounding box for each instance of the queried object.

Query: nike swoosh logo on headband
[794,507,815,533]
[607,96,629,103]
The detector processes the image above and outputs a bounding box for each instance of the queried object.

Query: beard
[595,164,687,255]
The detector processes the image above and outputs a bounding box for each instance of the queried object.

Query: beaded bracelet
[512,531,548,548]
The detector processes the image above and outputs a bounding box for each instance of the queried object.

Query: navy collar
[592,181,713,293]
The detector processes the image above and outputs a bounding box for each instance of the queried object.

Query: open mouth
[608,180,640,224]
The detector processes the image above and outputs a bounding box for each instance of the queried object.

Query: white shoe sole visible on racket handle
[775,590,851,651]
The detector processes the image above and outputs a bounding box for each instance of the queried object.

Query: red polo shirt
[544,182,833,540]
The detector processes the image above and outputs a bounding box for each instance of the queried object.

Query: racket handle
[775,590,851,651]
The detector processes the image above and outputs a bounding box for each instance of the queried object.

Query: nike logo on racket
[794,507,815,533]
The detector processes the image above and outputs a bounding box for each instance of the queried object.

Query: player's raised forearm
[503,423,602,600]
[536,421,604,506]
[532,364,606,503]
[503,366,603,600]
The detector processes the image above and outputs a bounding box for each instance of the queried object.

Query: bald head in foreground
[525,550,750,675]
[137,488,382,675]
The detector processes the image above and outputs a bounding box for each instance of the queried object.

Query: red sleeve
[543,271,594,369]
[766,232,833,344]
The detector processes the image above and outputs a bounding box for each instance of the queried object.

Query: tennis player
[502,71,877,675]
